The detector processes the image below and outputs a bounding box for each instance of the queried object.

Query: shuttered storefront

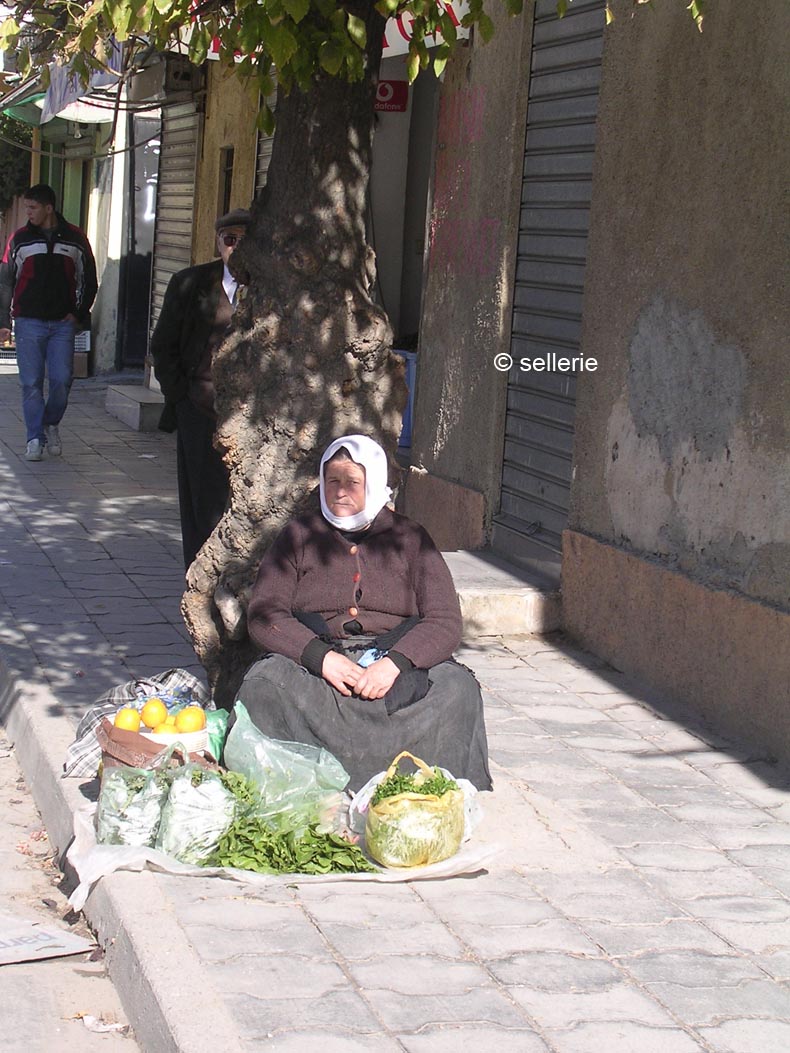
[254,94,277,196]
[254,125,275,196]
[491,0,605,580]
[148,101,200,333]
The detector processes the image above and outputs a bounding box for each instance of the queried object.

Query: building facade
[407,0,790,757]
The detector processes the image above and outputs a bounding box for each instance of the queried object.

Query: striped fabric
[63,668,211,778]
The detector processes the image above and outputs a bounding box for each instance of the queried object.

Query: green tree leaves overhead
[0,1,705,105]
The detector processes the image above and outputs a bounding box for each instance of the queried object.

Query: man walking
[151,208,251,569]
[0,184,97,461]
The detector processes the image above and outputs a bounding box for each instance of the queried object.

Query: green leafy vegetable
[96,766,173,847]
[219,769,261,811]
[208,816,377,875]
[371,767,459,806]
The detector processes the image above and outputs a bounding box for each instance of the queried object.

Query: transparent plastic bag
[155,766,237,864]
[364,751,465,868]
[96,764,172,847]
[223,702,349,832]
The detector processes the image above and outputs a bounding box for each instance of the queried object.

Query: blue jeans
[15,317,77,442]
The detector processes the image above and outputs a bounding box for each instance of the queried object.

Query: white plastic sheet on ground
[67,805,501,911]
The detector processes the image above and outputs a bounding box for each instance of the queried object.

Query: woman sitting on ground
[240,434,492,792]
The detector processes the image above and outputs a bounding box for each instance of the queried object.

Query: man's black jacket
[0,213,97,329]
[150,258,224,432]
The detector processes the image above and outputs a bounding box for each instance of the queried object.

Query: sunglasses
[219,233,241,247]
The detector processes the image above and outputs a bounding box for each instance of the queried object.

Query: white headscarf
[319,435,392,532]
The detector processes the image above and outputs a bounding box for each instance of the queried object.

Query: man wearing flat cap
[151,207,251,569]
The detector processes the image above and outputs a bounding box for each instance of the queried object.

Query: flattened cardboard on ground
[0,911,93,966]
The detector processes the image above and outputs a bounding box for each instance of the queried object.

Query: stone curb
[0,644,246,1053]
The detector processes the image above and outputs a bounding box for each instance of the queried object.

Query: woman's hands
[321,651,363,696]
[352,656,400,700]
[321,652,400,700]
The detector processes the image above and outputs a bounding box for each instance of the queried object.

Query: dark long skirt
[236,653,493,793]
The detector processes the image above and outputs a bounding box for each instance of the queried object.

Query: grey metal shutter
[492,0,605,580]
[254,95,277,196]
[148,101,200,333]
[255,128,274,195]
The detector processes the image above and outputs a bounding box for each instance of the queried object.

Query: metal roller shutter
[255,128,274,195]
[254,95,277,196]
[492,0,606,580]
[148,101,200,333]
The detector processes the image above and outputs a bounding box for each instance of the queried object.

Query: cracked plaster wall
[569,0,790,611]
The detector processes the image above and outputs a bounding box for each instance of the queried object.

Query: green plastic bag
[205,708,229,764]
[223,702,349,832]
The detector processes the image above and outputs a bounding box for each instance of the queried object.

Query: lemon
[140,697,168,729]
[151,722,175,735]
[114,707,141,731]
[174,706,206,734]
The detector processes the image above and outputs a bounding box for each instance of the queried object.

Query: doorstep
[105,383,164,432]
[445,549,562,636]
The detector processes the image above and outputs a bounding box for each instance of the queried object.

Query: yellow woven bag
[365,751,465,868]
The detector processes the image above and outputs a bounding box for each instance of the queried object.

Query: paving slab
[1,373,790,1052]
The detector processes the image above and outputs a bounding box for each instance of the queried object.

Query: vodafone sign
[382,1,470,58]
[375,80,409,112]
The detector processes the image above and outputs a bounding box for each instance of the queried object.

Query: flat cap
[215,208,252,231]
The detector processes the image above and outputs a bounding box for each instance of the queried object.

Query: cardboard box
[73,329,91,378]
[73,351,89,378]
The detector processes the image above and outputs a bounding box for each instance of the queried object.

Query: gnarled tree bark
[182,6,407,705]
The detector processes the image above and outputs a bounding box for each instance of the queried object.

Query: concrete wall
[564,0,790,755]
[192,63,259,265]
[370,55,440,342]
[87,134,125,373]
[398,69,439,339]
[88,157,118,372]
[370,54,413,338]
[404,6,534,547]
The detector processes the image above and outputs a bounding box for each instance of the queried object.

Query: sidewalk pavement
[0,725,134,1051]
[2,372,790,1053]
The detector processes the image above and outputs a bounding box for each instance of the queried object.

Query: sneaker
[45,425,62,456]
[25,439,44,461]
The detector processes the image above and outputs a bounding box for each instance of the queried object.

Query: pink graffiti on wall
[429,83,500,280]
[429,215,501,281]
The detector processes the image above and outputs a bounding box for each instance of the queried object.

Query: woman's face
[324,458,366,517]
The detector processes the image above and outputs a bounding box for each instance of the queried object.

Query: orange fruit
[114,707,141,731]
[174,706,206,734]
[140,698,168,729]
[151,723,175,735]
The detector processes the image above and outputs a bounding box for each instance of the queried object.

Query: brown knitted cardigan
[247,507,462,671]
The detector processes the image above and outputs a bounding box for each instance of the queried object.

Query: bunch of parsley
[371,767,459,806]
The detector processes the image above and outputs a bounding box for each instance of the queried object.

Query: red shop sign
[375,80,409,113]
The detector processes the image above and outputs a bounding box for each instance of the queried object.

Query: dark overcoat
[150,258,224,432]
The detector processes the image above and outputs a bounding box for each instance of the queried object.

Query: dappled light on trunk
[181,10,408,703]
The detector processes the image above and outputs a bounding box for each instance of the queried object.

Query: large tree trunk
[182,6,407,705]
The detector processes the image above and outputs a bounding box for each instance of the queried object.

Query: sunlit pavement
[1,372,790,1053]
